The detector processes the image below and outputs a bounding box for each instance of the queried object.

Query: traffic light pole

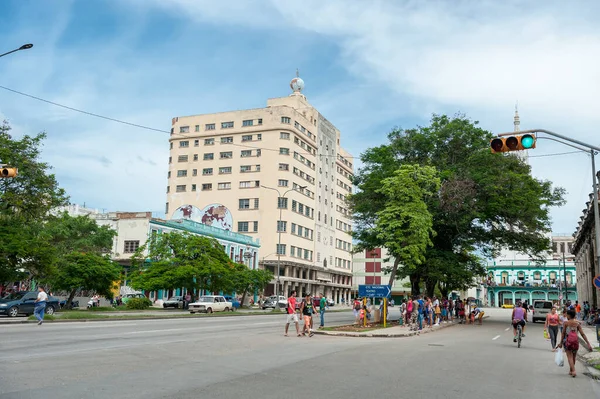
[498,129,600,280]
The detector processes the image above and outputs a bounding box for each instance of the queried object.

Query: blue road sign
[358,285,391,298]
[594,275,600,290]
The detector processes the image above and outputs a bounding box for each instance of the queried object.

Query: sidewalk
[577,323,600,379]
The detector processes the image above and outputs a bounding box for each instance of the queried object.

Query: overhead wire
[0,84,357,162]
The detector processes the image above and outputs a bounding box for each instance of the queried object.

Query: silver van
[532,300,553,322]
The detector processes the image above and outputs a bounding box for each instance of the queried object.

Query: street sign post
[358,285,391,298]
[594,275,600,290]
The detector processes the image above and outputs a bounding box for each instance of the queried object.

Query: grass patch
[28,314,56,321]
[87,306,120,312]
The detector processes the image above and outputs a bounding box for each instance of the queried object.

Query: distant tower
[514,104,529,164]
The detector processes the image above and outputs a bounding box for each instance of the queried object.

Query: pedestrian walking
[575,301,582,320]
[318,293,326,329]
[353,298,361,324]
[544,306,560,351]
[284,290,300,337]
[557,309,593,378]
[300,294,315,337]
[409,296,419,331]
[33,286,47,325]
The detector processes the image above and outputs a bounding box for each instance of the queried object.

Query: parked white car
[188,295,233,314]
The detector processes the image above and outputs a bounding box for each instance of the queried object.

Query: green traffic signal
[521,134,535,149]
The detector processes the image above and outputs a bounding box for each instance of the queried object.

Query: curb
[313,320,458,338]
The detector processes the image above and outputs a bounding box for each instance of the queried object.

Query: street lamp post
[261,184,306,298]
[0,44,33,59]
[498,129,600,279]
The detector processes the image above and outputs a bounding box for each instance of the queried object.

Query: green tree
[44,213,118,307]
[360,165,439,293]
[0,121,68,282]
[350,114,565,296]
[130,232,235,300]
[51,252,121,306]
[227,265,273,307]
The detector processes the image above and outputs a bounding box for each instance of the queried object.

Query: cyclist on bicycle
[512,301,527,342]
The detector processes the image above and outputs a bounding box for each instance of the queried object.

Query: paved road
[0,308,598,398]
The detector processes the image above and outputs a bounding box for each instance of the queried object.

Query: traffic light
[490,134,536,153]
[0,167,18,178]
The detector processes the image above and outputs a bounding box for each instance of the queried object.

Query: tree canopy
[130,232,261,301]
[349,114,565,296]
[0,121,68,283]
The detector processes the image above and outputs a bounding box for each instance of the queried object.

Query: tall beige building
[166,75,354,304]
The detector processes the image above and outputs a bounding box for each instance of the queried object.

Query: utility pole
[562,251,568,305]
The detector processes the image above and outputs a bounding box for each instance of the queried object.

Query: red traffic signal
[490,134,536,153]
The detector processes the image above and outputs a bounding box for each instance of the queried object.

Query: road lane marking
[505,328,510,331]
[492,335,501,340]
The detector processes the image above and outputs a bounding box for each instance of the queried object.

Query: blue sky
[1,0,600,234]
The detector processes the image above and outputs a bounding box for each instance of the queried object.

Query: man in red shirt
[285,290,301,337]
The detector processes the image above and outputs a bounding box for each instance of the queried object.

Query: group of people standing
[399,296,479,331]
[284,291,328,337]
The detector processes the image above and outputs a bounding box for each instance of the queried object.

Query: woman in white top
[34,287,48,325]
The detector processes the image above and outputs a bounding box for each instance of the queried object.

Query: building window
[124,240,140,253]
[278,179,288,187]
[239,199,250,209]
[195,125,200,132]
[192,169,197,176]
[290,246,296,256]
[165,202,169,214]
[254,198,259,209]
[203,153,214,160]
[221,136,233,144]
[279,163,289,171]
[276,244,286,255]
[240,181,259,188]
[205,123,215,131]
[204,138,215,145]
[255,164,261,172]
[176,185,186,192]
[280,132,290,140]
[202,168,213,175]
[170,143,173,150]
[238,222,249,232]
[533,271,542,280]
[281,117,291,124]
[242,120,253,127]
[279,148,290,155]
[241,150,252,157]
[180,140,189,148]
[191,184,197,191]
[218,182,231,190]
[219,166,232,174]
[277,221,287,232]
[180,126,189,133]
[166,186,170,193]
[220,152,233,159]
[177,170,188,177]
[169,156,172,164]
[253,221,258,232]
[277,197,288,209]
[178,155,188,162]
[221,121,234,129]
[202,183,212,191]
[258,118,263,125]
[194,139,199,147]
[257,134,262,141]
[240,165,251,173]
[242,135,253,142]
[193,154,199,161]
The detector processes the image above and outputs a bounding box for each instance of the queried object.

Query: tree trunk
[240,287,248,308]
[425,279,437,298]
[387,258,401,287]
[440,283,449,299]
[66,288,77,309]
[410,273,420,296]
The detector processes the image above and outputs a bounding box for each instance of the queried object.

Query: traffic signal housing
[0,167,18,178]
[490,134,536,153]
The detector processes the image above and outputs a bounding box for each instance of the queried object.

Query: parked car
[121,293,145,304]
[59,299,80,309]
[163,296,184,309]
[189,295,233,314]
[262,295,287,309]
[501,303,514,309]
[532,300,553,323]
[223,296,240,310]
[310,297,336,308]
[0,291,59,317]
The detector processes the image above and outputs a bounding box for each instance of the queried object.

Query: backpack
[407,301,413,312]
[354,301,361,310]
[565,327,579,351]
